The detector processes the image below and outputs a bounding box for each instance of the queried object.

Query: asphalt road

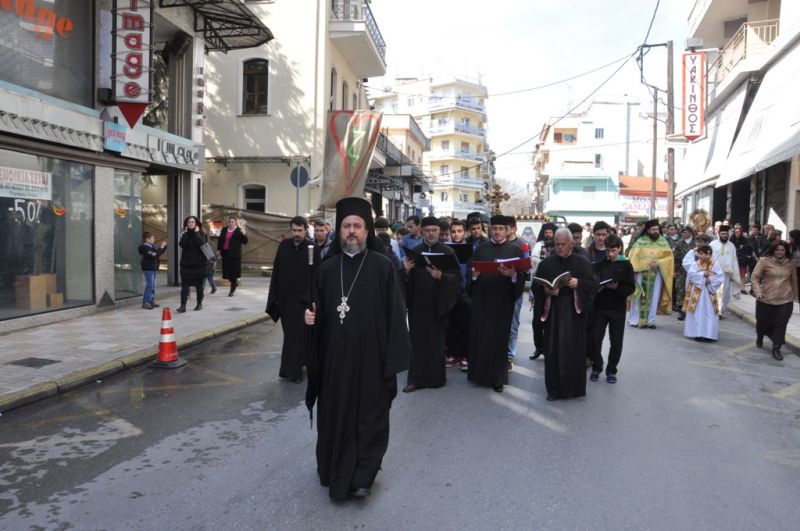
[1,305,799,530]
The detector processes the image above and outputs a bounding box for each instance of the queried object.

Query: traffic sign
[290,166,309,188]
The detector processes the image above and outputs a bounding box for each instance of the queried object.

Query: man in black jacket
[589,234,635,384]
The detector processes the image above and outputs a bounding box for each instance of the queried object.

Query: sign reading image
[113,1,153,128]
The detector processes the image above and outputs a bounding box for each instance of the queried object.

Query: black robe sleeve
[383,264,412,378]
[305,267,324,412]
[574,256,598,312]
[265,241,282,321]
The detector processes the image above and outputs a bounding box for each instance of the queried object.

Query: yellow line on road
[772,382,800,399]
[721,394,798,415]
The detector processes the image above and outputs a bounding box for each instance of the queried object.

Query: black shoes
[194,303,203,311]
[606,374,617,384]
[756,336,764,348]
[493,385,503,393]
[210,288,217,294]
[350,487,370,498]
[546,395,558,401]
[677,311,685,321]
[402,384,417,393]
[529,349,543,360]
[590,370,600,382]
[291,376,304,384]
[176,305,187,313]
[772,345,783,361]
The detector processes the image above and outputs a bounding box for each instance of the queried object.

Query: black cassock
[404,242,460,388]
[467,241,525,388]
[533,253,597,399]
[265,238,320,380]
[306,250,411,500]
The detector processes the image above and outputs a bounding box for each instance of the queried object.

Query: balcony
[428,96,486,115]
[427,149,487,162]
[330,1,387,77]
[428,122,487,138]
[433,200,487,216]
[708,19,779,86]
[687,0,748,41]
[432,175,486,189]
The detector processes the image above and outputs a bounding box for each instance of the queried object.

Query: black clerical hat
[421,216,439,227]
[719,224,731,232]
[335,197,374,232]
[490,214,511,226]
[643,219,660,231]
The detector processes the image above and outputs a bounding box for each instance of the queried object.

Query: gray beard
[342,240,367,255]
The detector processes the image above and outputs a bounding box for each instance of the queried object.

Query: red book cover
[472,257,532,274]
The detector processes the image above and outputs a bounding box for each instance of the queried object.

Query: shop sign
[112,0,153,128]
[682,52,706,141]
[104,121,127,153]
[621,195,666,218]
[0,0,75,40]
[146,135,202,169]
[0,166,52,200]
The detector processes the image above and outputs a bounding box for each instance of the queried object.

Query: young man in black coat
[589,234,635,383]
[217,216,249,296]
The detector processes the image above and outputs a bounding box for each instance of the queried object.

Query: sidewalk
[727,292,800,367]
[0,277,272,413]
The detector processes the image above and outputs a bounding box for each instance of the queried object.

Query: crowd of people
[262,198,798,500]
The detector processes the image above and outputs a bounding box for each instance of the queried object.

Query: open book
[403,247,461,272]
[597,262,628,286]
[472,256,532,274]
[532,271,572,290]
[444,242,473,264]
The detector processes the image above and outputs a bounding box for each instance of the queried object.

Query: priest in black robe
[466,215,526,392]
[265,216,320,383]
[401,216,460,392]
[304,197,411,501]
[533,228,597,401]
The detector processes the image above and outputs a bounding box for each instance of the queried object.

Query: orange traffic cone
[149,307,188,369]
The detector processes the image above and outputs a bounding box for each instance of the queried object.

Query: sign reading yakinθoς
[682,52,706,141]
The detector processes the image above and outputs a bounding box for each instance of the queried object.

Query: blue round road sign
[290,166,309,188]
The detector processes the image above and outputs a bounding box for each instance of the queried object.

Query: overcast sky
[369,0,693,184]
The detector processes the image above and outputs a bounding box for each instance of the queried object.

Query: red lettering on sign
[123,82,141,98]
[122,12,144,31]
[124,32,142,50]
[0,0,75,41]
[123,52,143,78]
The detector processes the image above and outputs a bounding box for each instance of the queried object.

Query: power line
[366,54,631,100]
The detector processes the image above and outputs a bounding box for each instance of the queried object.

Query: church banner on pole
[320,110,383,209]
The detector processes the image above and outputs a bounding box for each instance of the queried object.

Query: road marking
[689,361,761,377]
[772,381,800,399]
[721,394,798,415]
[765,450,800,468]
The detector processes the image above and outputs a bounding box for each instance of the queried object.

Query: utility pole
[651,91,657,219]
[666,40,675,222]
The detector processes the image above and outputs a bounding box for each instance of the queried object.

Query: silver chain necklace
[338,251,368,324]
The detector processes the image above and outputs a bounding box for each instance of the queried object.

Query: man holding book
[532,228,597,401]
[401,216,461,392]
[466,215,527,392]
[589,234,635,383]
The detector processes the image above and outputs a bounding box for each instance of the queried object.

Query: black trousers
[590,307,626,374]
[180,278,204,305]
[756,300,793,347]
[532,304,544,352]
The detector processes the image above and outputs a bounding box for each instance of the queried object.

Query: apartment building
[532,97,663,222]
[371,78,490,220]
[678,0,800,231]
[0,1,271,332]
[204,0,387,217]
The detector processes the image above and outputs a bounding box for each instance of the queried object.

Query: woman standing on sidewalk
[178,216,207,313]
[751,240,797,360]
[788,230,800,304]
[217,216,248,296]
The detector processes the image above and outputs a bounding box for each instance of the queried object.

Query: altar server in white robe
[710,225,741,314]
[682,244,725,341]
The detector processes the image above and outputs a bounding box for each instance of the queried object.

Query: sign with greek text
[0,166,52,201]
[113,0,153,127]
[104,121,127,152]
[321,110,383,209]
[682,52,706,141]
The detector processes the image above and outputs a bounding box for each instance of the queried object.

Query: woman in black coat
[178,215,207,312]
[217,216,248,296]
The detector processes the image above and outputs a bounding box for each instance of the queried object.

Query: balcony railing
[432,175,485,188]
[429,122,487,137]
[708,19,779,86]
[428,149,486,162]
[330,1,386,60]
[428,97,486,114]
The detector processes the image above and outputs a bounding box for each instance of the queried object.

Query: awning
[675,81,748,195]
[159,0,274,52]
[717,41,800,187]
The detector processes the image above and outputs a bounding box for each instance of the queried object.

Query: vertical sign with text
[113,0,153,128]
[682,52,706,141]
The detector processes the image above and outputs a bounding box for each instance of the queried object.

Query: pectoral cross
[337,296,350,324]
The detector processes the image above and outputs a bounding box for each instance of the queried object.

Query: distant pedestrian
[205,221,218,294]
[751,240,798,361]
[138,232,167,309]
[312,218,333,260]
[217,216,248,296]
[177,216,206,313]
[788,229,800,303]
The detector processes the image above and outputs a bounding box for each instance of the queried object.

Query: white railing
[429,122,487,137]
[708,19,779,86]
[428,97,486,114]
[330,1,386,60]
[433,175,485,187]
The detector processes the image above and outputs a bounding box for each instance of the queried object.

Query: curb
[0,313,271,414]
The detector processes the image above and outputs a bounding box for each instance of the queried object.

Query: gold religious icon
[485,183,510,214]
[691,209,710,234]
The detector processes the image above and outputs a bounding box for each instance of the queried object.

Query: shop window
[243,184,267,212]
[0,148,94,320]
[114,172,143,300]
[342,81,349,110]
[243,59,269,115]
